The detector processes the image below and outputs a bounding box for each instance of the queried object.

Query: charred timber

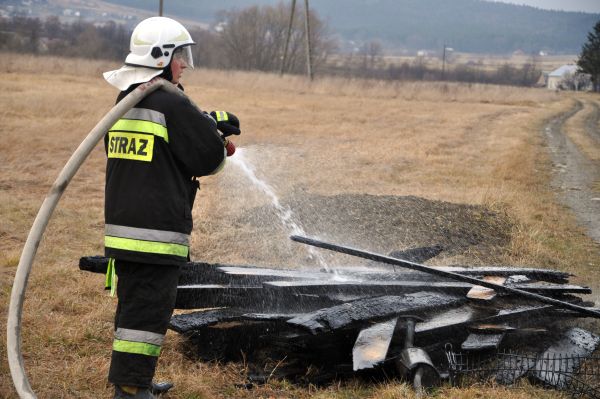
[290,235,600,319]
[79,256,572,285]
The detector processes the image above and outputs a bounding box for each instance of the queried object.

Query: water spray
[6,79,198,398]
[229,149,332,272]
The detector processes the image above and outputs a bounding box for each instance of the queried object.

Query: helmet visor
[173,46,194,69]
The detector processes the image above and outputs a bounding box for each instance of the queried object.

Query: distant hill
[104,0,600,54]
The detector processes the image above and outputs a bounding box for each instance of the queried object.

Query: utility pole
[441,43,446,81]
[159,0,163,16]
[280,0,296,76]
[303,0,313,80]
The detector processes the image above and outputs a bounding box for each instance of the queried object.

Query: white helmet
[103,17,195,90]
[126,16,195,70]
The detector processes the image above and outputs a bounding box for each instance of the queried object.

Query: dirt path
[544,99,600,244]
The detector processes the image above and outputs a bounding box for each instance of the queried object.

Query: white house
[547,64,589,90]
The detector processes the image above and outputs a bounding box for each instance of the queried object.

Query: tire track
[544,100,600,244]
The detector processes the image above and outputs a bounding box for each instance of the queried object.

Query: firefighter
[102,17,240,399]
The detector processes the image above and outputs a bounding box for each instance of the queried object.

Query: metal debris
[352,317,397,371]
[446,328,600,397]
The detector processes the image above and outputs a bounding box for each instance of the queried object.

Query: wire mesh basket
[444,344,600,398]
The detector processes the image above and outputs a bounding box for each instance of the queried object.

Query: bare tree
[188,28,225,69]
[559,72,592,91]
[16,16,42,53]
[217,2,336,74]
[518,56,541,86]
[43,16,63,39]
[359,40,383,73]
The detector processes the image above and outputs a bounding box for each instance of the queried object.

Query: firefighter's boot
[113,385,155,399]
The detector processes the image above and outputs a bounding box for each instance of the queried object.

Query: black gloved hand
[210,111,241,137]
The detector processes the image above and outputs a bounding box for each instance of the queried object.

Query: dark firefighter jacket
[104,84,226,265]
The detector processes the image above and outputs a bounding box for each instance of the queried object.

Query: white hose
[6,78,185,398]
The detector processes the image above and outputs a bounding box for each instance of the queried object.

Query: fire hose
[6,78,208,398]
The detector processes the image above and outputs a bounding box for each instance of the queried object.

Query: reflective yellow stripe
[110,119,169,143]
[105,224,189,246]
[216,111,228,122]
[105,236,188,257]
[113,339,161,357]
[104,258,113,290]
[105,258,116,296]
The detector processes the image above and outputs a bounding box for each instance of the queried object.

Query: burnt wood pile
[80,242,600,393]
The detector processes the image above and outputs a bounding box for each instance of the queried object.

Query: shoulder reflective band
[113,339,161,357]
[123,108,166,126]
[105,236,188,257]
[110,119,169,143]
[108,132,154,162]
[215,111,228,122]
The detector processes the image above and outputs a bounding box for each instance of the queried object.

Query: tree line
[0,3,335,74]
[0,3,549,87]
[0,15,129,59]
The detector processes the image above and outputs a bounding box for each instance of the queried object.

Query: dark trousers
[108,260,180,388]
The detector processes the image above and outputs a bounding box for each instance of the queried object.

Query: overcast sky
[486,0,600,13]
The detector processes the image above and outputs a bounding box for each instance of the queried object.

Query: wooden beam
[287,291,465,333]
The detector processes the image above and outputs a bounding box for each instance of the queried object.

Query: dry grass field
[1,53,599,398]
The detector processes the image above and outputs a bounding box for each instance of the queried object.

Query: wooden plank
[174,285,343,311]
[461,332,505,351]
[352,318,398,370]
[218,265,571,284]
[218,266,322,280]
[78,255,110,274]
[175,286,263,309]
[79,256,571,284]
[169,309,298,334]
[170,309,242,333]
[414,304,565,338]
[287,291,466,334]
[435,266,571,283]
[509,284,591,294]
[80,256,573,284]
[264,280,591,295]
[174,280,590,310]
[467,276,507,300]
[411,305,566,361]
[415,305,481,335]
[333,266,571,284]
[469,324,516,333]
